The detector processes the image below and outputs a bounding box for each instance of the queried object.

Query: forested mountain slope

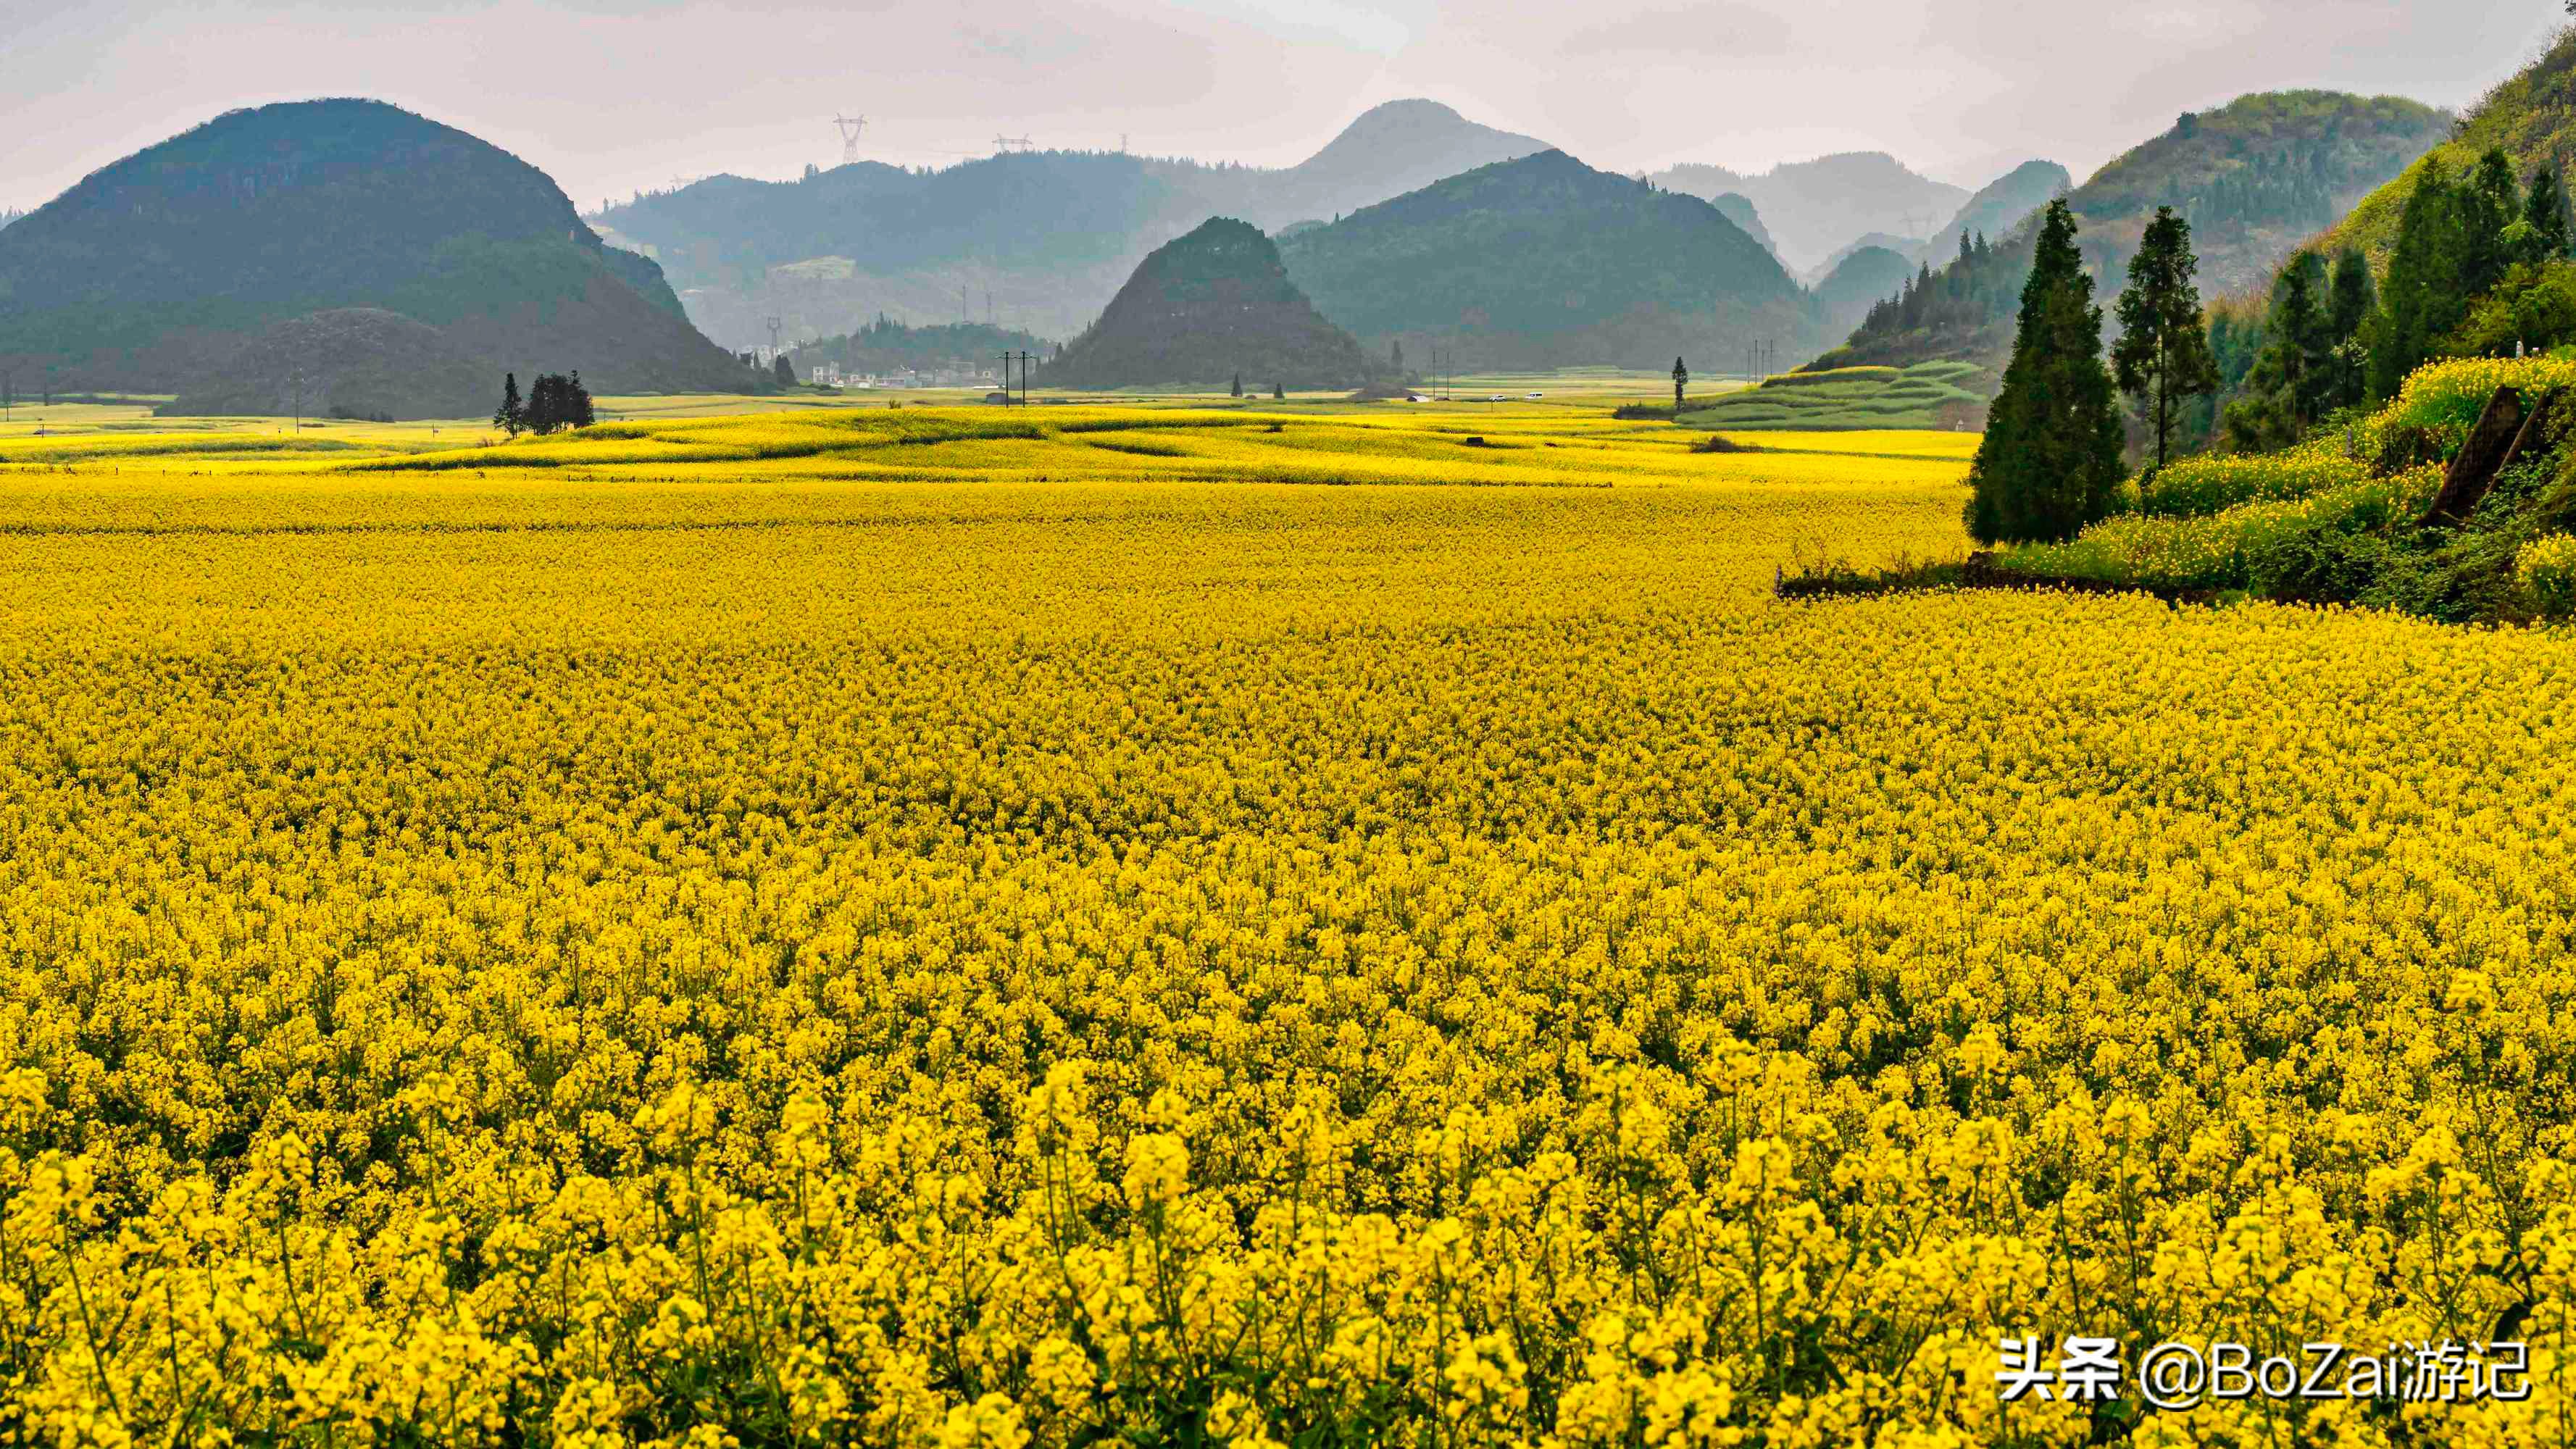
[1277,151,1822,369]
[1038,218,1378,390]
[1808,91,2451,380]
[0,99,759,404]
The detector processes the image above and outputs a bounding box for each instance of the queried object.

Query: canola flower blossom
[0,409,2574,1446]
[2520,532,2576,617]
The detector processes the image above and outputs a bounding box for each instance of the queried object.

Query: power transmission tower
[833,113,868,166]
[992,135,1035,154]
[764,316,784,362]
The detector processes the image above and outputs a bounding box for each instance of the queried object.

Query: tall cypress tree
[2223,251,2335,451]
[493,372,524,438]
[2112,206,2222,470]
[2327,246,2377,409]
[1964,199,2127,545]
[2465,149,2522,298]
[2370,158,2469,401]
[2521,164,2573,264]
[2327,246,2377,341]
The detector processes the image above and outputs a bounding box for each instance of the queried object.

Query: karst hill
[0,99,763,414]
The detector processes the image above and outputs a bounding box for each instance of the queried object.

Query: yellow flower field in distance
[2,402,2572,1448]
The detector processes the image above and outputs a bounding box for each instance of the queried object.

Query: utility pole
[1,369,12,425]
[291,364,304,434]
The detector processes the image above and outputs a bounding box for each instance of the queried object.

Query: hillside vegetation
[787,317,1051,377]
[2318,30,2576,268]
[1680,360,1989,430]
[1808,91,2451,380]
[1811,246,1918,338]
[1991,356,2576,623]
[0,100,759,406]
[1040,219,1380,390]
[1278,151,1820,370]
[159,309,492,420]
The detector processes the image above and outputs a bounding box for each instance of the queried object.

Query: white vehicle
[1525,392,1544,399]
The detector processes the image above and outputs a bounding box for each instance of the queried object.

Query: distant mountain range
[0,99,762,412]
[1646,153,1971,271]
[1275,150,1823,371]
[591,99,1548,350]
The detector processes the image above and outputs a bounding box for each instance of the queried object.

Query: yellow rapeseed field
[1,403,2571,1447]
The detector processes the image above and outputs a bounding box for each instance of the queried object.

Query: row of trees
[1847,231,2027,348]
[1964,201,2131,543]
[491,372,596,438]
[2372,150,2574,392]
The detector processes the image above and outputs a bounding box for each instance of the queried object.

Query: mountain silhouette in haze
[1914,159,2069,264]
[1648,152,1972,270]
[1812,245,1917,338]
[0,99,762,407]
[588,99,1547,349]
[1039,218,1379,390]
[1277,150,1823,369]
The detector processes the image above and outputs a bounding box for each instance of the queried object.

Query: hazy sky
[0,0,2558,213]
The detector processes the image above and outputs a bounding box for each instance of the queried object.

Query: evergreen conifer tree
[493,372,524,438]
[2369,158,2469,400]
[2327,247,2378,409]
[1964,200,2126,544]
[1672,356,1688,409]
[2223,251,2335,450]
[1230,372,1243,398]
[567,372,595,430]
[525,374,559,435]
[773,354,797,385]
[2327,246,2377,341]
[2521,165,2574,264]
[2111,206,2222,469]
[2466,149,2522,298]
